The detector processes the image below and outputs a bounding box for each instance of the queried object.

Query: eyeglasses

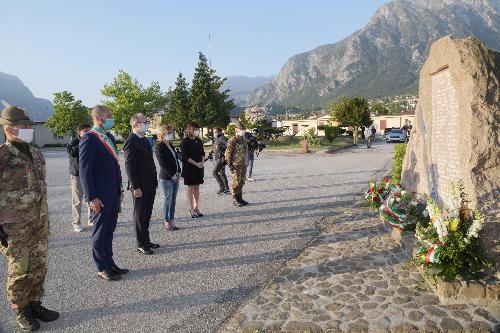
[138,121,151,125]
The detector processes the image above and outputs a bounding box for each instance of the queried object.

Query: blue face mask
[102,118,114,130]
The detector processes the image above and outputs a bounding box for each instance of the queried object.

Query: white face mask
[15,128,34,143]
[239,130,246,136]
[193,130,200,137]
[166,133,174,141]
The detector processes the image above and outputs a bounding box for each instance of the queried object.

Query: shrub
[323,126,345,143]
[302,128,321,146]
[392,144,407,183]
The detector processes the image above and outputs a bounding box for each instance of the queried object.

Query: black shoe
[233,196,243,207]
[190,210,199,218]
[195,211,204,217]
[15,307,40,332]
[137,247,154,255]
[216,189,225,195]
[109,264,129,275]
[98,270,121,281]
[30,301,59,322]
[238,194,249,206]
[224,189,231,194]
[148,243,160,249]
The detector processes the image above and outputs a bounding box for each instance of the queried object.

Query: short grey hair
[130,113,145,127]
[91,105,111,118]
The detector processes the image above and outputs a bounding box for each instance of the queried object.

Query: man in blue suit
[79,105,129,281]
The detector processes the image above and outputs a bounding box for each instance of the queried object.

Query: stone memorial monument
[401,36,500,266]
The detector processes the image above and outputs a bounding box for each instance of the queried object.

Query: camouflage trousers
[0,232,48,309]
[230,166,247,196]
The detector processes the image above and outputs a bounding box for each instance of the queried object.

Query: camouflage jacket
[0,142,49,239]
[225,135,248,168]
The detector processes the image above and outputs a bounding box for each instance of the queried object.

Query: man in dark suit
[79,105,128,281]
[123,113,158,255]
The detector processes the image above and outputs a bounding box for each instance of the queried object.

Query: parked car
[386,129,406,143]
[383,127,396,140]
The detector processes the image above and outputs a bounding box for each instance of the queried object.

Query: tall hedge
[392,144,407,183]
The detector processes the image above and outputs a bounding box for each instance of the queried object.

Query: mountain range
[0,71,53,121]
[244,0,500,110]
[222,75,274,105]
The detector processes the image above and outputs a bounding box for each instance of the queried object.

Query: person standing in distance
[211,127,230,195]
[67,123,92,232]
[0,106,59,332]
[79,105,128,281]
[181,122,205,218]
[123,113,159,255]
[225,121,249,207]
[244,129,258,182]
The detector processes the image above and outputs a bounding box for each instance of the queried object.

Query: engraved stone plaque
[430,68,460,206]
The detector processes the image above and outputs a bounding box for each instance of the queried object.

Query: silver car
[386,129,406,143]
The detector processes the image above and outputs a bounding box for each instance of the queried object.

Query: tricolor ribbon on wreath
[425,243,442,264]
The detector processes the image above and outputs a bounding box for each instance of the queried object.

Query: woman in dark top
[155,125,182,230]
[180,122,205,218]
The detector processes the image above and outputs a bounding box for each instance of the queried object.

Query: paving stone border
[222,201,500,333]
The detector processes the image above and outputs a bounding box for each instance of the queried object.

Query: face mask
[142,123,151,133]
[102,118,114,130]
[239,130,246,136]
[193,130,200,137]
[166,133,174,141]
[15,128,34,143]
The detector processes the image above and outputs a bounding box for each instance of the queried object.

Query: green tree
[226,124,236,138]
[190,52,234,133]
[370,102,389,115]
[163,72,191,138]
[101,70,167,137]
[45,91,91,137]
[239,111,253,129]
[330,96,372,145]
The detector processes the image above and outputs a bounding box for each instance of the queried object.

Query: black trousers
[212,160,229,191]
[132,188,156,248]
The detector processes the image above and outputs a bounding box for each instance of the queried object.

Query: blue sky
[1,0,388,105]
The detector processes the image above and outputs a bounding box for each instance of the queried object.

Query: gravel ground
[0,141,392,333]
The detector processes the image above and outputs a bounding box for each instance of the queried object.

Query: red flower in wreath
[383,178,389,183]
[377,188,383,194]
[373,197,380,202]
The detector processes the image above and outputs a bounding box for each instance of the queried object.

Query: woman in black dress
[180,122,205,217]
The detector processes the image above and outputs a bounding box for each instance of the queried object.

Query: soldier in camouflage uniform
[0,106,59,332]
[225,121,249,207]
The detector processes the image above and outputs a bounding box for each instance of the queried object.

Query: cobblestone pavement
[223,205,500,333]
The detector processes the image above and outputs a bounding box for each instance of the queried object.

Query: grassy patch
[266,136,353,150]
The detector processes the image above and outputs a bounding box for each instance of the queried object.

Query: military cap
[235,120,246,130]
[0,106,35,126]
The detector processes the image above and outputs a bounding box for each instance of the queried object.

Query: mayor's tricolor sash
[89,127,119,162]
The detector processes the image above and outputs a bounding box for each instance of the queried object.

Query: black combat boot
[15,306,40,332]
[238,194,249,206]
[233,195,243,207]
[30,301,59,322]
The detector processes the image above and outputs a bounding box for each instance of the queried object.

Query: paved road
[0,141,393,333]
